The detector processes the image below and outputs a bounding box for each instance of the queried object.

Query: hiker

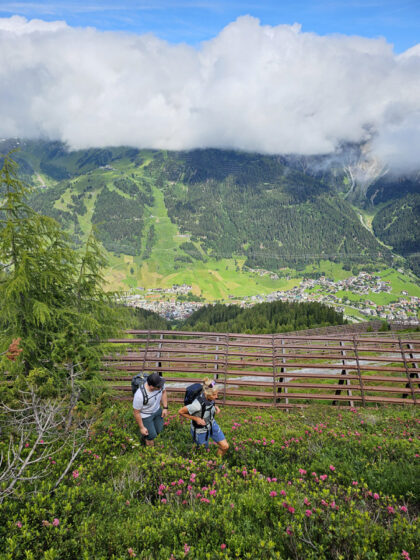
[178,377,229,457]
[133,372,168,447]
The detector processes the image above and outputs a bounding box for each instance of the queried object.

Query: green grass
[301,260,354,280]
[380,268,420,298]
[2,402,419,559]
[25,147,420,303]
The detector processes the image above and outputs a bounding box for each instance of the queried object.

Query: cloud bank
[1,15,420,172]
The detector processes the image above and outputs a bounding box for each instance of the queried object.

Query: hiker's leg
[143,414,158,446]
[216,439,229,457]
[211,421,228,457]
[190,427,207,449]
[153,410,164,436]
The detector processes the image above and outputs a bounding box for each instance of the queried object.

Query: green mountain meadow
[2,139,419,297]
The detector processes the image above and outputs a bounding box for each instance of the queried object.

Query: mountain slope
[1,139,415,287]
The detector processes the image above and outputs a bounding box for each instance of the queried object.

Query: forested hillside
[181,301,345,334]
[1,139,417,281]
[372,193,420,275]
[159,150,389,270]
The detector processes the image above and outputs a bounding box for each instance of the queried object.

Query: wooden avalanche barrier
[102,330,420,408]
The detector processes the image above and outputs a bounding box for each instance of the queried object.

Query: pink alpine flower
[72,470,79,479]
[399,505,408,513]
[305,509,312,517]
[16,521,22,528]
[304,497,310,505]
[52,518,60,527]
[401,551,411,560]
[329,465,336,471]
[320,474,328,481]
[127,548,136,558]
[220,544,226,550]
[352,481,358,486]
[373,493,380,500]
[184,543,190,555]
[280,490,286,496]
[269,491,277,497]
[286,526,293,535]
[387,506,395,514]
[288,506,295,514]
[299,468,307,475]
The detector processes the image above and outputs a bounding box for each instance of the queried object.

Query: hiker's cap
[147,372,165,388]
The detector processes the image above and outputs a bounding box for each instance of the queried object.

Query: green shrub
[1,404,419,559]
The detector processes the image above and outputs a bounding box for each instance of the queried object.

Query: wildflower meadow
[1,403,419,560]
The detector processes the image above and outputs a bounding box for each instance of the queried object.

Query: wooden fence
[102,330,420,408]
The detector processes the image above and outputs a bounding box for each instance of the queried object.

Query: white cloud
[0,15,419,172]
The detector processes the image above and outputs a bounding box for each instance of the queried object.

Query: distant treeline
[126,301,345,334]
[125,307,172,331]
[179,301,345,334]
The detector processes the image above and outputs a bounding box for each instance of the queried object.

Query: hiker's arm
[161,390,168,417]
[133,408,148,436]
[178,406,206,426]
[215,406,220,414]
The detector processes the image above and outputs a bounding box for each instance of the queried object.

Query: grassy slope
[21,144,419,301]
[2,403,419,559]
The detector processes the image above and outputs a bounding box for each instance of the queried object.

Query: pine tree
[0,152,122,386]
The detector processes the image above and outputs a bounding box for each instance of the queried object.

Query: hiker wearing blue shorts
[178,377,229,457]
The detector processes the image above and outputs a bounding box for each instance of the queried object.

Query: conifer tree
[0,152,121,386]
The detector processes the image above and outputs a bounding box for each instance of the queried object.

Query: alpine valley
[2,138,419,315]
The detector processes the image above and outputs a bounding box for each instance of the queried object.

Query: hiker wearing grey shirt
[133,372,168,447]
[178,377,229,457]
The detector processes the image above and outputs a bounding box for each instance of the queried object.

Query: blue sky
[0,0,419,53]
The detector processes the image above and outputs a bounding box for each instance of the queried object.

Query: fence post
[276,338,288,405]
[399,338,417,403]
[353,336,365,406]
[141,331,150,374]
[333,340,354,407]
[156,333,164,376]
[272,335,277,406]
[214,335,220,381]
[222,334,229,405]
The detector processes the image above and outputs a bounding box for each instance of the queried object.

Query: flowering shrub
[1,404,419,559]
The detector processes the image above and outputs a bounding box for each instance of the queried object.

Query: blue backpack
[184,383,204,406]
[184,383,215,431]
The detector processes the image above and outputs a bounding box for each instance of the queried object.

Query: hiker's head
[203,377,218,400]
[147,372,165,391]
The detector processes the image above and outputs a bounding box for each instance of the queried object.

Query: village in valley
[121,271,420,324]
